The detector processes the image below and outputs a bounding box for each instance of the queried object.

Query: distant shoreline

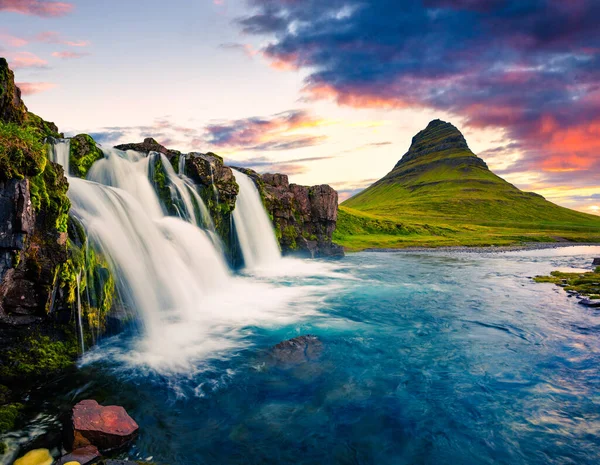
[360,242,600,254]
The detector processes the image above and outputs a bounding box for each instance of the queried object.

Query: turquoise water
[13,247,600,464]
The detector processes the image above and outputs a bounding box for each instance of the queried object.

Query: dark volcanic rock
[66,399,139,453]
[115,138,181,160]
[268,335,323,366]
[234,168,344,258]
[56,445,102,465]
[0,58,27,125]
[593,258,600,266]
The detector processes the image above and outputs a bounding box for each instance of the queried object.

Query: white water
[76,271,84,354]
[232,169,281,269]
[49,140,338,373]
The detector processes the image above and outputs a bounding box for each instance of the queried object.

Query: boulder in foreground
[65,399,139,453]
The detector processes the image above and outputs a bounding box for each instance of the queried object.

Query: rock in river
[56,444,102,465]
[65,399,139,453]
[268,335,323,366]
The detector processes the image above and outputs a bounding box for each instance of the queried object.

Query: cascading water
[231,169,281,269]
[49,140,320,371]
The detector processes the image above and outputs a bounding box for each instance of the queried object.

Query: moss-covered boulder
[69,134,104,178]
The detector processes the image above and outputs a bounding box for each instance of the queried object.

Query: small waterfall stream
[231,169,281,269]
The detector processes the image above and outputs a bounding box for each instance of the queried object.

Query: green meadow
[334,121,600,251]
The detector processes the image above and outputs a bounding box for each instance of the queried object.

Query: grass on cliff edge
[333,206,600,252]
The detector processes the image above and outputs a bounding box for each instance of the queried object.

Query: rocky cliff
[235,168,343,258]
[0,59,114,418]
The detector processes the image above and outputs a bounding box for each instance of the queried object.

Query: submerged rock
[13,448,53,465]
[56,444,101,465]
[580,298,600,307]
[65,400,139,453]
[268,335,323,366]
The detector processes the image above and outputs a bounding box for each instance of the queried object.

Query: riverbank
[361,242,600,254]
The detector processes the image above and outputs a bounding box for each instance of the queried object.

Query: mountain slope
[336,120,600,249]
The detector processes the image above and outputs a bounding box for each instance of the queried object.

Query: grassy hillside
[335,120,600,250]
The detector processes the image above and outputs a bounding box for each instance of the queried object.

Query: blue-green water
[13,247,600,464]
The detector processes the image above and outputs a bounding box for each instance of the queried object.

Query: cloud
[0,33,28,47]
[16,81,56,95]
[203,109,329,151]
[34,31,89,47]
[52,51,89,59]
[233,155,334,175]
[8,51,48,69]
[0,0,73,17]
[88,130,128,145]
[329,178,379,202]
[238,0,600,186]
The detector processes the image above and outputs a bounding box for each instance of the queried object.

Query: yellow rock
[13,449,53,465]
[63,462,81,465]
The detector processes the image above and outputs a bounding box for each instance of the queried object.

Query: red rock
[56,445,102,465]
[65,400,139,453]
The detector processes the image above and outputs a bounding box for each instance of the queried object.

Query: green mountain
[335,119,600,250]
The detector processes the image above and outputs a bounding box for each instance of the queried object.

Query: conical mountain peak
[395,119,470,168]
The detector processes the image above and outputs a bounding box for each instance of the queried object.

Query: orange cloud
[16,82,56,95]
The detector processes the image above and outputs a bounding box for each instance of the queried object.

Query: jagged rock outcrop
[115,137,181,161]
[235,168,344,258]
[0,58,27,125]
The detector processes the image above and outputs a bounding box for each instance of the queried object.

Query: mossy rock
[70,134,104,178]
[0,121,47,182]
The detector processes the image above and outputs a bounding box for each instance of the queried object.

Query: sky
[1,0,599,214]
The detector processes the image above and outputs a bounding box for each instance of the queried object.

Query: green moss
[69,134,104,178]
[170,153,180,173]
[282,225,298,250]
[29,160,71,232]
[534,268,600,297]
[24,112,60,139]
[0,441,6,455]
[0,121,47,181]
[0,334,78,380]
[0,403,23,433]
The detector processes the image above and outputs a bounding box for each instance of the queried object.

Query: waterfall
[147,152,213,229]
[76,271,84,354]
[231,169,281,269]
[48,138,71,174]
[178,154,187,175]
[51,140,230,344]
[46,140,326,372]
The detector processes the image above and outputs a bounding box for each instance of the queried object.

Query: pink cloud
[8,51,48,69]
[16,81,56,95]
[0,33,28,47]
[52,51,88,59]
[0,0,73,17]
[35,31,90,47]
